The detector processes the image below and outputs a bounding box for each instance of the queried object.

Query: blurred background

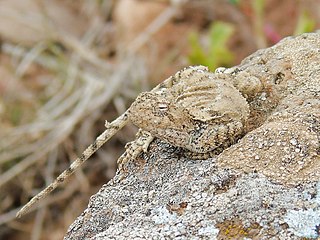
[0,0,319,239]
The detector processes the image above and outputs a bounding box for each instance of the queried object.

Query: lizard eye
[158,103,168,112]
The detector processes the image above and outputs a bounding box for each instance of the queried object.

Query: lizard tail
[16,111,130,218]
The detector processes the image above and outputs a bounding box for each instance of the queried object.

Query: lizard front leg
[117,130,154,171]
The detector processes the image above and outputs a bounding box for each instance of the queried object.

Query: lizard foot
[117,130,154,172]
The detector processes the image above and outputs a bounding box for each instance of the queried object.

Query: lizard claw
[117,130,154,172]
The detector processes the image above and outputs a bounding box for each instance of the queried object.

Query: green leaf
[188,21,235,71]
[294,10,316,35]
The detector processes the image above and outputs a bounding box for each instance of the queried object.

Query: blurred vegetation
[0,0,318,240]
[188,0,316,71]
[188,21,235,71]
[294,10,316,35]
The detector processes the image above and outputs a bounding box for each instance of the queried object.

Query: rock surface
[65,33,320,239]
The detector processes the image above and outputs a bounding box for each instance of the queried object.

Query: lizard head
[128,90,194,141]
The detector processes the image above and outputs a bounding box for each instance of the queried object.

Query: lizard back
[129,66,250,153]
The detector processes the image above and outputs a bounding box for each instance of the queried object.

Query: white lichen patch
[151,206,177,225]
[285,209,320,238]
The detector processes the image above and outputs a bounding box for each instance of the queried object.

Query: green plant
[252,0,266,48]
[294,10,316,35]
[188,21,235,71]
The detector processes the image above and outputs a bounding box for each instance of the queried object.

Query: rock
[65,32,320,239]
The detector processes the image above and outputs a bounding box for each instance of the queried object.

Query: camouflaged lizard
[17,65,262,218]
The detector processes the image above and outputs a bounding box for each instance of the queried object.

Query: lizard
[17,65,260,218]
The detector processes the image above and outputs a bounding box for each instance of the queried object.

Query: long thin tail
[16,111,130,218]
